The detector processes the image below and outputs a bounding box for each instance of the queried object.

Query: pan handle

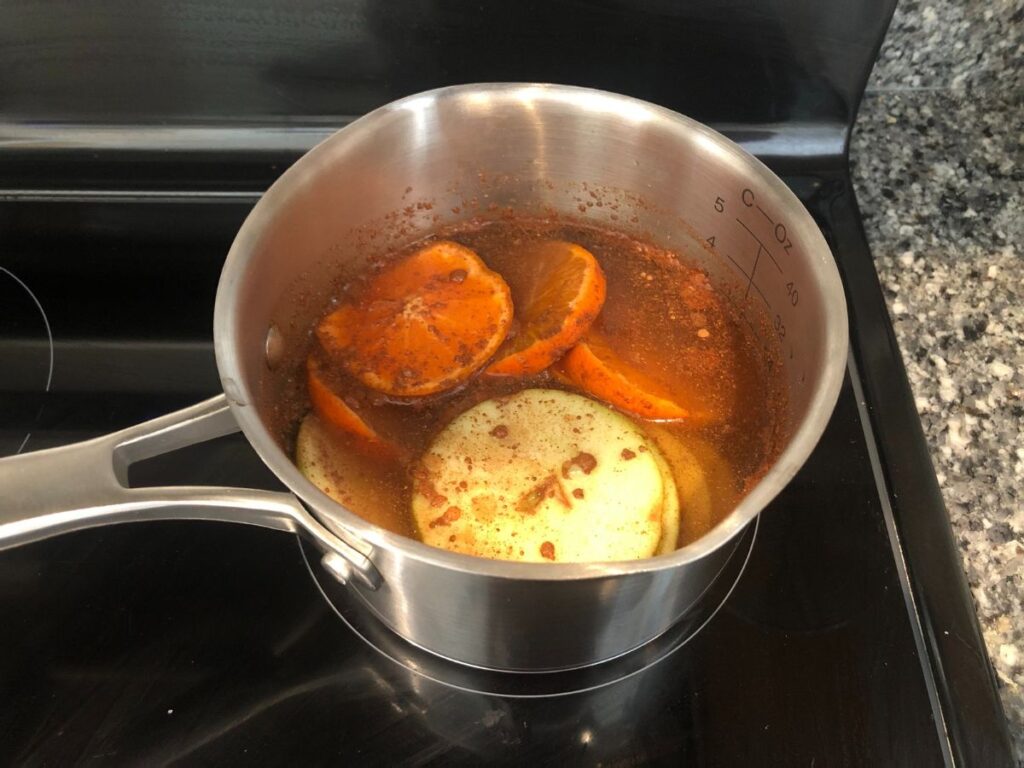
[0,395,381,590]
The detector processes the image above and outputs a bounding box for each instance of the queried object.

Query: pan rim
[213,82,848,581]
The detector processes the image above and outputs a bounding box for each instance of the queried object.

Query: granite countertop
[849,0,1023,759]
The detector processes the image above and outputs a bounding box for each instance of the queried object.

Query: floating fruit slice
[646,425,736,544]
[410,388,665,563]
[486,241,606,376]
[306,356,394,457]
[558,333,697,421]
[295,413,409,535]
[317,240,513,397]
[647,438,681,555]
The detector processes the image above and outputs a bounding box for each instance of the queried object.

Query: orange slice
[317,240,513,397]
[558,334,699,421]
[486,241,606,376]
[306,356,394,456]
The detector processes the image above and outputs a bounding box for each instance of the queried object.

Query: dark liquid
[296,217,786,549]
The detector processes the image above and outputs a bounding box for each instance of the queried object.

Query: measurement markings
[716,249,770,309]
[745,246,762,301]
[736,218,782,273]
[755,204,775,225]
[712,243,770,309]
[749,279,770,308]
[743,314,761,340]
[718,249,748,276]
[745,249,761,303]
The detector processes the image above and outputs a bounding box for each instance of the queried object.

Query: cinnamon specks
[561,451,597,479]
[489,424,509,438]
[572,488,585,499]
[621,448,636,460]
[516,474,571,515]
[540,541,556,560]
[429,506,462,528]
[412,465,448,508]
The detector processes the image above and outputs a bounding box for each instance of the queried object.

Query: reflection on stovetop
[300,521,757,699]
[8,171,1009,764]
[0,372,944,765]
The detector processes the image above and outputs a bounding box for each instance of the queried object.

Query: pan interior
[213,83,846,571]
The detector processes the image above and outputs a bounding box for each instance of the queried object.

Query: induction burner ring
[0,267,54,455]
[300,515,758,698]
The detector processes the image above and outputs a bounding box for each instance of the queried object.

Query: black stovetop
[0,0,1015,763]
[0,168,1013,766]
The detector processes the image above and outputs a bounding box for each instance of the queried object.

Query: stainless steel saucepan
[0,84,847,671]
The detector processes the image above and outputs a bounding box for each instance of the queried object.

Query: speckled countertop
[849,0,1023,759]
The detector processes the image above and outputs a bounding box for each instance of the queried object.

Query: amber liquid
[297,218,786,549]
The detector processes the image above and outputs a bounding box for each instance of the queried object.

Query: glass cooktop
[1,169,1009,765]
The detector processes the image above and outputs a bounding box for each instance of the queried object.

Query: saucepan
[0,84,847,671]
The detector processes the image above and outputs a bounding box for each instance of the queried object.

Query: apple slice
[411,388,666,563]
